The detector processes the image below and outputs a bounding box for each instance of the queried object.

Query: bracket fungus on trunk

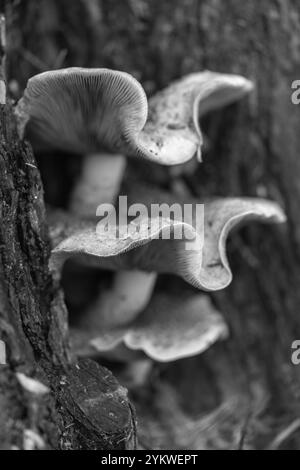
[49,185,285,361]
[15,67,254,218]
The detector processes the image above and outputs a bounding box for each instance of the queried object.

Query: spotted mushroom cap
[17,67,253,165]
[142,71,254,163]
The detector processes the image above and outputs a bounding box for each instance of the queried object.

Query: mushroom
[50,186,286,293]
[49,184,285,358]
[18,67,254,327]
[71,290,229,362]
[16,67,254,216]
[142,70,254,163]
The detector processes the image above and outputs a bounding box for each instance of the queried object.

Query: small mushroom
[16,68,254,217]
[49,186,285,336]
[71,290,229,362]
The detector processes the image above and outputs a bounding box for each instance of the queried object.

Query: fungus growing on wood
[18,67,254,335]
[18,65,273,361]
[16,67,254,217]
[72,291,229,362]
[50,192,285,292]
[49,188,285,360]
[142,71,254,163]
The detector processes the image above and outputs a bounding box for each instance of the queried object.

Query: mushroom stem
[89,270,157,329]
[70,153,126,218]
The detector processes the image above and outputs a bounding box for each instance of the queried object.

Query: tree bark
[3,0,300,449]
[0,2,136,450]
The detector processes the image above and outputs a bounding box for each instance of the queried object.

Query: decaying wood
[0,4,136,450]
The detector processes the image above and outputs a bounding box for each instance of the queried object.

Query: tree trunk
[3,0,300,449]
[0,1,136,450]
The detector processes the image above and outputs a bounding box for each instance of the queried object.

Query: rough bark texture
[0,1,136,450]
[3,0,300,449]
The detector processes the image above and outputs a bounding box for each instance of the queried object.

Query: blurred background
[6,0,300,449]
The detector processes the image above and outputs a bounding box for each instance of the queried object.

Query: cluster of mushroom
[16,68,286,363]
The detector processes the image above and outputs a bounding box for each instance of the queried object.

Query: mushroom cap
[141,71,254,163]
[18,67,148,156]
[71,291,228,362]
[18,68,253,165]
[49,185,286,291]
